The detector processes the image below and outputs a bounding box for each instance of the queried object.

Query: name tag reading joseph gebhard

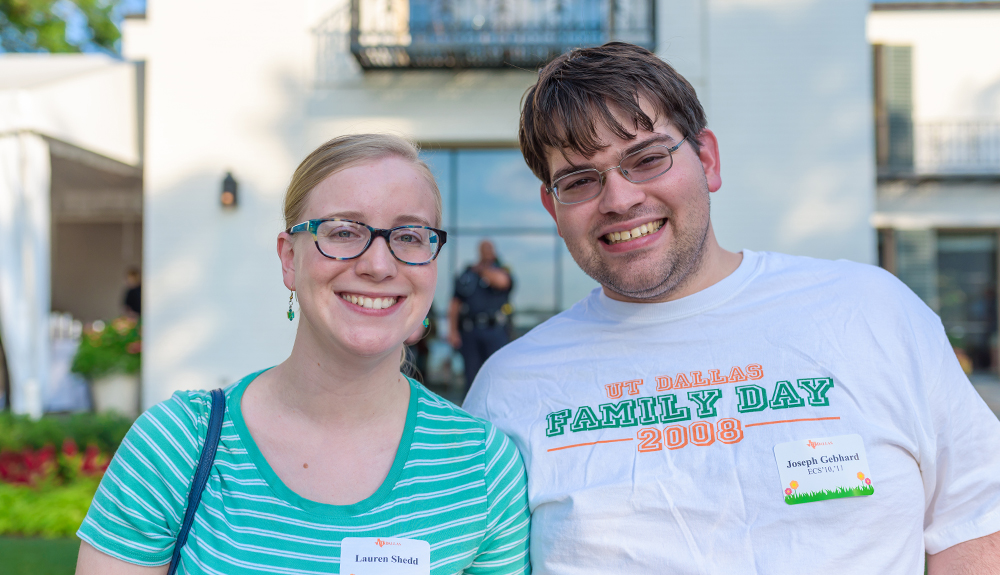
[773,433,874,505]
[340,537,431,575]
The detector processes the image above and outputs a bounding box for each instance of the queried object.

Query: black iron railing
[348,0,654,69]
[879,121,1000,177]
[916,122,1000,175]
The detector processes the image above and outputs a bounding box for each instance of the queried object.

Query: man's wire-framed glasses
[548,138,687,205]
[286,219,447,265]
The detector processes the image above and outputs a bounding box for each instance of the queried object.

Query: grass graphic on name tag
[784,484,875,505]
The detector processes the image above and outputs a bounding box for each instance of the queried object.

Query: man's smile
[601,218,665,245]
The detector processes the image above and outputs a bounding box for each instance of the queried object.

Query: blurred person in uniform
[448,240,513,391]
[122,268,141,318]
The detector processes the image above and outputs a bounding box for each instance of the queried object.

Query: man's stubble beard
[566,183,712,302]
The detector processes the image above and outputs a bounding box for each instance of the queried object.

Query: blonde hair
[283,134,442,229]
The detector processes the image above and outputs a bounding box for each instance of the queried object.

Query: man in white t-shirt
[462,42,1000,574]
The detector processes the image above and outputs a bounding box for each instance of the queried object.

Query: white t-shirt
[463,250,1000,574]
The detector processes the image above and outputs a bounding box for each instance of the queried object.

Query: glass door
[937,232,998,373]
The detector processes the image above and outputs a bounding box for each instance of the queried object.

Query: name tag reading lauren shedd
[340,537,430,575]
[773,433,874,505]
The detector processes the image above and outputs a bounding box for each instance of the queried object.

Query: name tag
[340,537,431,575]
[773,433,874,505]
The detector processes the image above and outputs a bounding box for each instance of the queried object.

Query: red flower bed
[0,439,109,486]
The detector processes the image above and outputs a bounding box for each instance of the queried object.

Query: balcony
[347,0,655,69]
[878,120,1000,179]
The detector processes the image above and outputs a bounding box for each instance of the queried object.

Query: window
[873,44,913,172]
[419,147,598,386]
[937,232,998,373]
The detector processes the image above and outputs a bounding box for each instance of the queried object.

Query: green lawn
[784,484,875,505]
[0,537,79,575]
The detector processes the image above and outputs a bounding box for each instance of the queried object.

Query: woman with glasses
[75,134,531,575]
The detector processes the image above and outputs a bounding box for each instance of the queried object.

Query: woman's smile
[338,292,404,311]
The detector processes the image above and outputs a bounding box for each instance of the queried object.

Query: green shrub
[0,412,132,454]
[71,317,141,380]
[0,413,129,537]
[0,479,101,538]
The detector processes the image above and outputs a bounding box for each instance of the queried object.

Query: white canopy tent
[0,54,139,417]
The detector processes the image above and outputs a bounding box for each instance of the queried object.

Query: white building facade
[115,0,876,407]
[869,3,1000,373]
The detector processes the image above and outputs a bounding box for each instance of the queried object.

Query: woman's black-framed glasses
[286,219,447,265]
[548,138,687,205]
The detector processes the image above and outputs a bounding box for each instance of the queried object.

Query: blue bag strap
[167,388,225,575]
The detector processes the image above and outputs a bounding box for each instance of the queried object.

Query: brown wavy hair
[519,42,707,187]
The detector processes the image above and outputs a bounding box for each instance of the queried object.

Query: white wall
[662,0,875,262]
[304,71,536,148]
[138,0,874,405]
[868,9,1000,122]
[139,1,312,404]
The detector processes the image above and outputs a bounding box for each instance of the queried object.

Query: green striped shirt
[78,371,530,574]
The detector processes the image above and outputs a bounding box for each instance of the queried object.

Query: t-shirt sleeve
[76,391,209,566]
[462,369,490,420]
[920,324,1000,554]
[465,424,531,575]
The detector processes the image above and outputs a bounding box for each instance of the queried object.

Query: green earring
[287,292,295,321]
[422,318,430,329]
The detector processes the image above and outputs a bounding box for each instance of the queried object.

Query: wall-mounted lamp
[221,171,238,208]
